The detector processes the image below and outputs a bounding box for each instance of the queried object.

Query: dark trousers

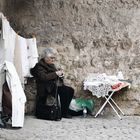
[35,85,74,119]
[58,85,74,116]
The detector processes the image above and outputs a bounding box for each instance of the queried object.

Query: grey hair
[43,47,57,58]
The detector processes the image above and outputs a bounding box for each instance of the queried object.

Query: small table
[84,74,131,119]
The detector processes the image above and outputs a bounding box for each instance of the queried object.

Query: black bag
[36,80,62,121]
[45,94,61,121]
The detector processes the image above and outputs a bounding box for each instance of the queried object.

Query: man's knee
[67,86,74,97]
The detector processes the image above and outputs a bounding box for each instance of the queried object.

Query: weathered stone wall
[1,0,140,115]
[0,0,4,12]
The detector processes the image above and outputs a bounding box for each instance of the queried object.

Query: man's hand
[56,70,64,77]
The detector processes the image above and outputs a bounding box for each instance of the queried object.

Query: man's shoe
[62,114,72,119]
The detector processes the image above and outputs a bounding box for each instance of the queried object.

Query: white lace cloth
[83,73,129,98]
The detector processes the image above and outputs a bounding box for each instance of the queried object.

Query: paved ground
[0,115,140,140]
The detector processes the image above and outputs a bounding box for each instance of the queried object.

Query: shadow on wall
[5,0,34,11]
[2,0,36,38]
[5,0,52,11]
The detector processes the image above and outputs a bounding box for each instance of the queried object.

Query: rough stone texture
[0,0,4,12]
[24,78,37,115]
[0,0,140,115]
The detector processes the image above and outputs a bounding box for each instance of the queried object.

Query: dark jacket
[30,59,62,107]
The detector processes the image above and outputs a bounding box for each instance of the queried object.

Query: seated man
[31,47,74,119]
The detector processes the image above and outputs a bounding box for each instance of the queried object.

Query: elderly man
[31,47,74,119]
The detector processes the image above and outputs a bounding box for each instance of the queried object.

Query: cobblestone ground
[0,115,140,140]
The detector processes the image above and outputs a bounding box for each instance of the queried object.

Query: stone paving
[0,115,140,140]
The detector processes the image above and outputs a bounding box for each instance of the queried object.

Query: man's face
[44,56,56,64]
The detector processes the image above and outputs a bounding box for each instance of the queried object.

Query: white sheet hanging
[0,37,5,64]
[1,15,16,63]
[4,61,26,127]
[0,64,5,111]
[14,35,24,84]
[5,28,16,63]
[26,37,38,69]
[1,15,10,40]
[14,35,39,82]
[1,13,38,81]
[18,35,29,77]
[14,35,29,85]
[0,13,38,127]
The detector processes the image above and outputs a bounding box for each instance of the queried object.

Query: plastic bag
[75,98,94,112]
[69,98,94,112]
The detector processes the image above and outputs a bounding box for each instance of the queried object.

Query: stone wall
[0,0,4,12]
[1,0,140,115]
